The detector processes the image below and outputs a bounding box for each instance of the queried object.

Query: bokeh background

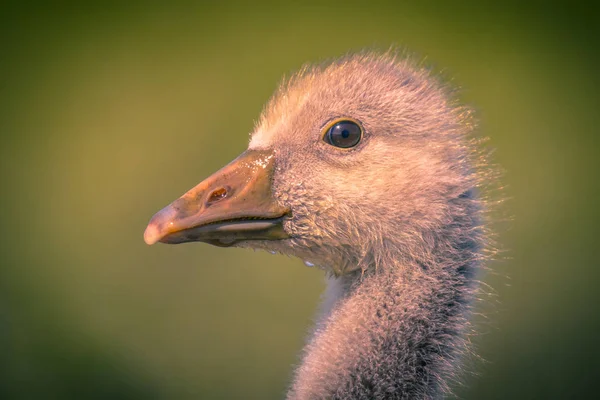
[1,2,598,399]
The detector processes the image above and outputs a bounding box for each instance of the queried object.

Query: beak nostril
[207,187,228,205]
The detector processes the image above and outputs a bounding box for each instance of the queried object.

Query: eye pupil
[324,120,362,148]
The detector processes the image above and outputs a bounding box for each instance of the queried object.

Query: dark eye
[324,120,362,148]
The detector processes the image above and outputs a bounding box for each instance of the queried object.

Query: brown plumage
[145,51,495,399]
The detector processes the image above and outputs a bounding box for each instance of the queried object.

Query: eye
[324,120,362,148]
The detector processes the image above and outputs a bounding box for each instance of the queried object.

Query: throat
[287,259,475,400]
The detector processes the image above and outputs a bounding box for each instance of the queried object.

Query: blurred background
[1,1,598,399]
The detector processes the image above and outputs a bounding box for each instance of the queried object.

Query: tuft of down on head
[245,52,487,278]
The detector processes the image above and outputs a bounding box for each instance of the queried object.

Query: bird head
[144,53,477,276]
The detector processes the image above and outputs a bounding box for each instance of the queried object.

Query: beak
[143,149,290,247]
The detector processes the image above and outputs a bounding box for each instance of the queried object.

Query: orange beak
[143,149,290,247]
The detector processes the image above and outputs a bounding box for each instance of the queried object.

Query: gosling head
[144,53,478,276]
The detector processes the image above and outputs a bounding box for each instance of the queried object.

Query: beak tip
[144,205,177,245]
[143,224,160,245]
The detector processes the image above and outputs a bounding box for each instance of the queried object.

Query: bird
[144,51,493,399]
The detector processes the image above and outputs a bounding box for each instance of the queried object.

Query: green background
[1,2,598,399]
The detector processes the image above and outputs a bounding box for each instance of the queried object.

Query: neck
[287,242,479,400]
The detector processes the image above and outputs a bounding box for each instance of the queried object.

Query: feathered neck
[287,201,482,400]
